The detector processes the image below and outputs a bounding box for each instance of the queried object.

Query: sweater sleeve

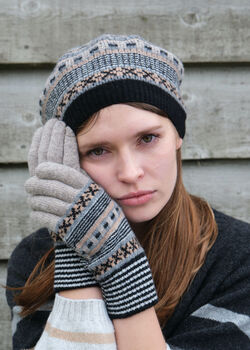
[164,211,250,350]
[5,228,54,350]
[166,262,250,349]
[35,294,117,350]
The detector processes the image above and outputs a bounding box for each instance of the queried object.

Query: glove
[27,118,81,176]
[25,120,158,319]
[26,161,158,319]
[26,119,97,291]
[26,161,89,232]
[54,242,98,291]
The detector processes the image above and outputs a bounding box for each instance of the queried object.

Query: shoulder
[214,209,250,237]
[6,228,53,307]
[163,211,250,344]
[212,209,250,260]
[6,229,54,349]
[8,227,53,275]
[176,209,250,309]
[199,209,250,282]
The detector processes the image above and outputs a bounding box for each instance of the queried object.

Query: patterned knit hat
[40,34,187,138]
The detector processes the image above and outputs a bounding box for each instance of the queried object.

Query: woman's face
[77,104,182,224]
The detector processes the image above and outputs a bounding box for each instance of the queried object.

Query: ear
[176,136,183,150]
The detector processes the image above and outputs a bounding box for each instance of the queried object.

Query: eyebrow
[78,124,163,150]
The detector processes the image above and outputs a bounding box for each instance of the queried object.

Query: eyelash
[86,147,105,157]
[139,133,159,145]
[85,133,159,158]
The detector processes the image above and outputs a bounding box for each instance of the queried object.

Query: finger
[30,211,59,233]
[38,119,57,164]
[47,120,66,163]
[25,176,80,203]
[29,196,69,217]
[63,126,81,171]
[28,127,43,176]
[36,162,90,189]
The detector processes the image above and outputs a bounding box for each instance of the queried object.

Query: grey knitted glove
[26,162,89,232]
[28,118,81,176]
[26,119,97,291]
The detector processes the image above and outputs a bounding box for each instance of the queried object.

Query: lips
[118,191,153,200]
[117,190,155,206]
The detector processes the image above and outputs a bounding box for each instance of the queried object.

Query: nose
[117,151,144,184]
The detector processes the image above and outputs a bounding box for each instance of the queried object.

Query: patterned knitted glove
[26,119,97,291]
[26,161,158,319]
[54,242,98,291]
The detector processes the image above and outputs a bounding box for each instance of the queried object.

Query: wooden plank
[0,262,12,350]
[0,161,249,259]
[0,0,250,63]
[182,160,250,222]
[0,70,45,163]
[0,66,249,162]
[182,66,250,159]
[0,166,33,260]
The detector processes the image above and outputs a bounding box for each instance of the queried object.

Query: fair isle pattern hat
[40,34,187,138]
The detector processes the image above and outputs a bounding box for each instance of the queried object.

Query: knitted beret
[40,34,187,138]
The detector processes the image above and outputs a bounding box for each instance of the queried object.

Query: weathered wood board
[0,262,12,350]
[1,0,250,63]
[1,1,250,349]
[0,166,33,260]
[0,160,249,259]
[182,66,250,159]
[182,160,250,222]
[0,66,249,163]
[0,69,45,164]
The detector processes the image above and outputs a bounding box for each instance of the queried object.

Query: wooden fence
[0,1,249,348]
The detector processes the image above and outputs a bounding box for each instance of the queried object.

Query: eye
[140,134,157,144]
[87,147,105,157]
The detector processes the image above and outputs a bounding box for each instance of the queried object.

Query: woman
[6,34,250,350]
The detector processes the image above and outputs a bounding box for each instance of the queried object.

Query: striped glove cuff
[54,242,98,292]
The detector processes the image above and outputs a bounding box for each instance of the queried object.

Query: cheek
[151,145,177,174]
[80,160,113,193]
[150,147,177,193]
[80,160,101,182]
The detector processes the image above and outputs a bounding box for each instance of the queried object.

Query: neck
[129,221,148,243]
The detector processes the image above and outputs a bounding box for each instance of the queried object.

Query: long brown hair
[12,103,218,326]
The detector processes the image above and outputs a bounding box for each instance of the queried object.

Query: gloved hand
[26,161,89,232]
[26,119,97,291]
[27,118,81,176]
[25,119,158,319]
[54,242,98,291]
